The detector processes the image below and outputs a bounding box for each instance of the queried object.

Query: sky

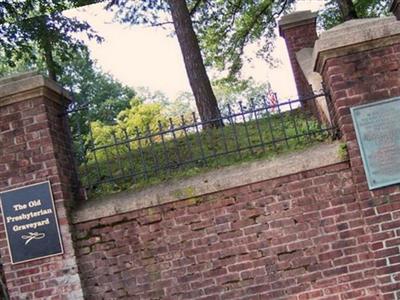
[65,0,325,101]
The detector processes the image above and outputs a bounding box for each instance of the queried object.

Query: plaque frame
[0,181,64,264]
[350,97,400,190]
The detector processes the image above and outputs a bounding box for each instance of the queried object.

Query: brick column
[314,16,400,299]
[391,0,400,20]
[0,72,84,299]
[279,10,318,114]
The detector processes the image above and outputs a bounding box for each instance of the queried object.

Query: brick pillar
[314,16,400,299]
[279,10,318,114]
[0,72,84,299]
[391,0,400,20]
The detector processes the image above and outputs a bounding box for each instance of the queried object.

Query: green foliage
[131,79,272,121]
[0,0,98,23]
[0,1,102,80]
[338,143,349,160]
[117,99,168,135]
[0,48,40,76]
[126,87,196,120]
[107,0,170,25]
[86,121,120,162]
[319,0,392,29]
[61,48,135,124]
[193,0,293,79]
[83,99,169,163]
[0,42,135,134]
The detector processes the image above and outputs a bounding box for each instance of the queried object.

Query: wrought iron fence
[67,93,337,196]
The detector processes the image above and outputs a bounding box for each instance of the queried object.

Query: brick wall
[319,43,400,300]
[0,75,84,299]
[322,44,400,142]
[75,161,388,299]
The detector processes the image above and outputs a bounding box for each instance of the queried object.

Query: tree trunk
[39,16,58,81]
[43,42,57,81]
[167,0,223,128]
[338,0,358,21]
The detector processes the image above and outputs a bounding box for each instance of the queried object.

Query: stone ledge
[72,141,345,224]
[0,71,73,107]
[313,16,400,73]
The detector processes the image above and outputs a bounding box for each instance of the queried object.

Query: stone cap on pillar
[313,16,400,73]
[0,70,73,108]
[278,10,318,37]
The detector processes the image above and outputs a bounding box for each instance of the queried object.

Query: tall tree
[167,0,222,127]
[337,0,358,20]
[109,0,223,127]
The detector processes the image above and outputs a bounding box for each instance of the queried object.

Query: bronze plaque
[351,97,400,189]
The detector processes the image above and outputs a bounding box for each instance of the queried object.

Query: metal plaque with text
[0,181,63,264]
[351,97,400,189]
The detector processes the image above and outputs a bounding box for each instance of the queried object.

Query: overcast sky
[65,0,325,101]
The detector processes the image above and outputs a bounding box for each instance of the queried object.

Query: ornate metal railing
[66,93,337,196]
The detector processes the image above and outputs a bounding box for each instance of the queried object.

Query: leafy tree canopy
[0,1,102,80]
[192,0,292,79]
[0,40,134,124]
[0,0,98,23]
[60,47,135,124]
[117,99,167,135]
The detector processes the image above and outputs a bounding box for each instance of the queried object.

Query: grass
[76,108,334,198]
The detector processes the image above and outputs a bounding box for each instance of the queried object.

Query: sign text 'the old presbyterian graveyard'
[0,181,63,264]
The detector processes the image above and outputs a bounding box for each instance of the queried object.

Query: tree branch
[146,20,174,27]
[228,0,289,76]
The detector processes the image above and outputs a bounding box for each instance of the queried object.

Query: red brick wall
[0,92,84,299]
[322,44,400,143]
[75,161,392,299]
[320,43,400,300]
